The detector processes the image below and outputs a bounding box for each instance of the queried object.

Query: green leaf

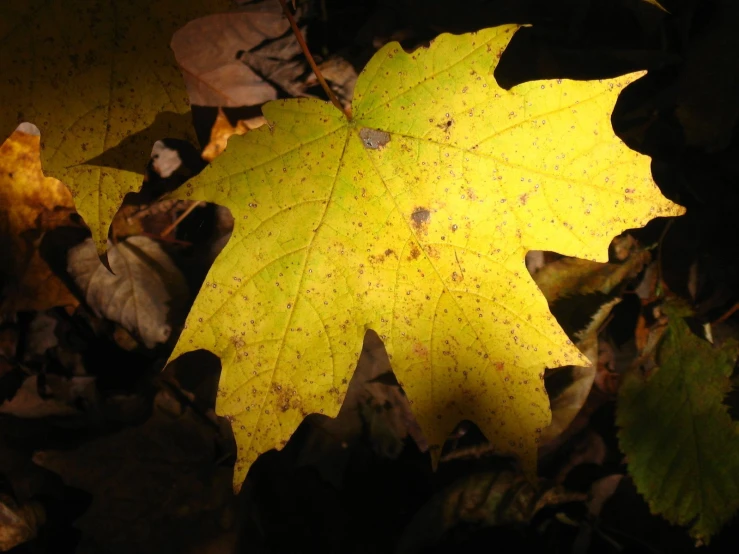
[617,302,739,544]
[0,0,229,252]
[168,24,684,489]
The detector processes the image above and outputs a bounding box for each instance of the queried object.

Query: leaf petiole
[276,0,351,119]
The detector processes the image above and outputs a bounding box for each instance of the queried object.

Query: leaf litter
[4,1,738,551]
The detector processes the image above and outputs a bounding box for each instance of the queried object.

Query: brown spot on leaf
[413,342,429,359]
[424,245,441,259]
[272,382,301,413]
[411,207,431,228]
[231,336,246,349]
[408,245,421,260]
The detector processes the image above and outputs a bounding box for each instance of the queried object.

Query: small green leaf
[617,302,739,544]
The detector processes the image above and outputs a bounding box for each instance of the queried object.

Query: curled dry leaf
[67,236,188,348]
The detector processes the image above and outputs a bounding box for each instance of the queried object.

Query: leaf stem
[277,0,351,119]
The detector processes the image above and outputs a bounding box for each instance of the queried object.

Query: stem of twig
[276,0,351,119]
[655,217,674,295]
[160,201,204,238]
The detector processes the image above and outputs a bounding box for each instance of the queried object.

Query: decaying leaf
[541,297,620,444]
[537,241,651,443]
[617,300,739,544]
[534,239,651,302]
[67,236,188,348]
[396,468,585,554]
[0,126,78,314]
[0,0,230,253]
[168,24,684,489]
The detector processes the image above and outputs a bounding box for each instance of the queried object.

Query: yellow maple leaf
[0,0,229,253]
[168,25,684,490]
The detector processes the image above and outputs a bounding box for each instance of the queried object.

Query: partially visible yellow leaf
[0,0,229,253]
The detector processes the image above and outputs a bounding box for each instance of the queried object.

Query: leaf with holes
[0,0,229,253]
[168,24,684,489]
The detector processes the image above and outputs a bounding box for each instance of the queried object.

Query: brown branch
[160,201,205,238]
[276,0,351,119]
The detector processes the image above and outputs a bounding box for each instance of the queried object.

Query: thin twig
[276,0,351,119]
[655,217,674,295]
[713,301,739,325]
[160,201,204,238]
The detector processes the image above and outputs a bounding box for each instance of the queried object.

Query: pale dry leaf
[67,236,188,348]
[172,0,292,107]
[235,31,307,99]
[151,140,184,178]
